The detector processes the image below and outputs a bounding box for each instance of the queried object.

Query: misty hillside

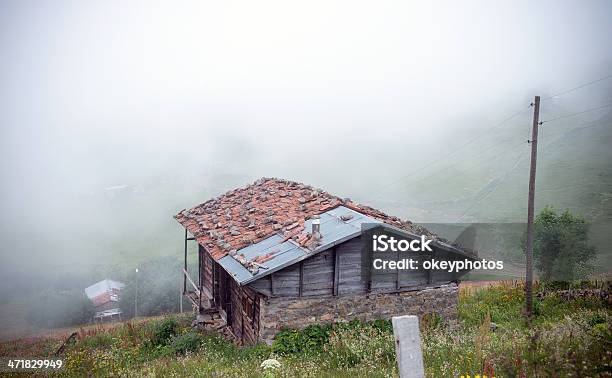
[375,112,612,223]
[5,112,610,275]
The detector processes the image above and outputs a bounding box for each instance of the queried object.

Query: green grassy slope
[1,283,609,377]
[379,114,612,223]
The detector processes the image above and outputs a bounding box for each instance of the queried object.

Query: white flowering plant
[260,358,281,370]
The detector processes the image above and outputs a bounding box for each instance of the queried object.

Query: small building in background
[84,279,125,322]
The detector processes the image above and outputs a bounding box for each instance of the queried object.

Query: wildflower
[261,358,281,370]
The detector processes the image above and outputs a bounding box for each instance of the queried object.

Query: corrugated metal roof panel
[218,240,308,284]
[218,255,254,283]
[238,234,285,261]
[219,206,382,285]
[215,205,472,285]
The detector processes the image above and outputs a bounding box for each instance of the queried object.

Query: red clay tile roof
[88,288,121,307]
[174,177,408,260]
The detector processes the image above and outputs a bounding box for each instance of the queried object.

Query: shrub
[272,324,332,355]
[272,329,307,355]
[531,207,596,281]
[169,332,203,355]
[272,320,393,356]
[148,318,179,347]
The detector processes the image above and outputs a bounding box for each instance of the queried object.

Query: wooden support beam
[396,248,401,290]
[333,247,340,296]
[298,262,304,298]
[183,228,188,294]
[212,262,217,306]
[183,268,200,296]
[427,251,434,285]
[198,249,202,312]
[198,246,201,288]
[367,252,373,293]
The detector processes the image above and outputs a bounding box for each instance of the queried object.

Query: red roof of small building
[174,178,407,260]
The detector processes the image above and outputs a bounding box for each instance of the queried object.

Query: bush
[148,318,179,347]
[531,207,597,281]
[272,324,333,355]
[272,320,393,356]
[170,332,203,355]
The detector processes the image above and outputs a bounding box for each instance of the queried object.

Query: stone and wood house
[174,178,473,345]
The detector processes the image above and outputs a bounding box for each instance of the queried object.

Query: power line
[543,74,612,100]
[363,115,608,222]
[384,138,529,209]
[413,137,529,194]
[363,83,611,220]
[362,105,533,202]
[453,117,608,221]
[456,147,528,221]
[540,103,612,124]
[363,76,612,202]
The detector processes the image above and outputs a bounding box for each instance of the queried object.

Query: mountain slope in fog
[381,113,612,223]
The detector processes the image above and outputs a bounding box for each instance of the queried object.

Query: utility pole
[135,267,139,318]
[525,95,540,319]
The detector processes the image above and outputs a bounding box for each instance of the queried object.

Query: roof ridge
[174,177,409,271]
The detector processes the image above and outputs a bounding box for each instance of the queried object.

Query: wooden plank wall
[199,244,214,299]
[229,279,260,345]
[338,237,366,295]
[248,235,459,298]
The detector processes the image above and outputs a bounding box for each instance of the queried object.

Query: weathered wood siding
[248,235,460,298]
[338,237,366,295]
[199,246,261,346]
[197,234,463,345]
[199,244,214,298]
[228,280,260,345]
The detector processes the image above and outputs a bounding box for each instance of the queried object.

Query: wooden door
[217,267,232,326]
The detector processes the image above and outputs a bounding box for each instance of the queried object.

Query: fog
[1,0,611,278]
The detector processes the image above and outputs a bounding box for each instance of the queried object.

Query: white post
[180,280,183,313]
[392,315,425,378]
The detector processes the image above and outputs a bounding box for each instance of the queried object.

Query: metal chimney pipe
[312,217,321,240]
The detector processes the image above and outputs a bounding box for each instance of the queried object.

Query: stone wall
[258,283,458,344]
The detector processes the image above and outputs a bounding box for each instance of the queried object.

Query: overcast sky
[1,1,611,271]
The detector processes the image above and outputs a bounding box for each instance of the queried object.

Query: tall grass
[1,283,609,377]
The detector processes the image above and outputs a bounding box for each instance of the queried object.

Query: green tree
[532,206,597,281]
